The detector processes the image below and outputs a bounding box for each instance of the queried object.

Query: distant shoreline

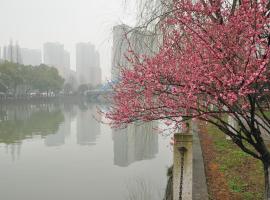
[0,95,84,104]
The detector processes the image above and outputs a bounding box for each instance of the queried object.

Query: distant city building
[43,42,64,67]
[111,25,130,80]
[2,46,7,61]
[0,46,5,64]
[2,40,23,64]
[90,51,102,86]
[64,50,70,70]
[65,69,78,89]
[20,48,41,66]
[76,42,101,86]
[111,24,158,80]
[0,47,3,63]
[43,42,70,79]
[63,50,71,79]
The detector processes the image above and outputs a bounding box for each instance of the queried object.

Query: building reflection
[112,122,158,167]
[76,104,100,145]
[44,111,71,146]
[44,101,77,147]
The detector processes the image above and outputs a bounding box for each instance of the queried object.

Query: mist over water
[0,101,172,200]
[0,1,174,199]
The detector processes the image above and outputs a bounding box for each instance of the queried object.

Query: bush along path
[198,121,264,200]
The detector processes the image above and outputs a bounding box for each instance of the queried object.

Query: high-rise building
[0,46,3,63]
[111,24,158,80]
[63,50,71,79]
[2,46,7,61]
[111,25,131,80]
[2,40,23,64]
[90,51,102,86]
[43,42,70,79]
[64,50,70,69]
[20,48,41,66]
[43,42,64,67]
[76,42,101,86]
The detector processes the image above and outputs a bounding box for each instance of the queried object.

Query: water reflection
[77,104,100,145]
[0,103,102,148]
[125,177,163,200]
[0,104,64,144]
[44,111,71,146]
[113,122,158,167]
[0,104,64,160]
[4,143,22,161]
[0,101,171,200]
[0,103,157,163]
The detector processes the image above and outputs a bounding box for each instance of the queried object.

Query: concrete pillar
[173,133,193,200]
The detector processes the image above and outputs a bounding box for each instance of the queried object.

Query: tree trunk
[264,162,270,200]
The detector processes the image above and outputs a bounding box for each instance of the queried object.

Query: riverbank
[198,121,264,200]
[0,95,82,104]
[164,122,209,200]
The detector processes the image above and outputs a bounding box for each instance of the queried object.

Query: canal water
[0,101,172,200]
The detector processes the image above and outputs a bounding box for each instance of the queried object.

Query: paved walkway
[192,122,209,200]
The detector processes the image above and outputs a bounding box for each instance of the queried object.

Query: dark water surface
[0,102,172,200]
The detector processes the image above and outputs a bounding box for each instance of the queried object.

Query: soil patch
[198,121,263,200]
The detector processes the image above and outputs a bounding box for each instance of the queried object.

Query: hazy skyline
[0,0,137,81]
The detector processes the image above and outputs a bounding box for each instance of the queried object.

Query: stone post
[173,133,193,200]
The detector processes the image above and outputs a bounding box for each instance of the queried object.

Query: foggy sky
[0,0,137,81]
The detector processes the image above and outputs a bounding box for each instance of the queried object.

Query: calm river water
[0,101,172,200]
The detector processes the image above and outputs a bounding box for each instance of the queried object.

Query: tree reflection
[0,106,64,144]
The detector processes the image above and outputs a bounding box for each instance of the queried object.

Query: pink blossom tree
[107,0,270,198]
